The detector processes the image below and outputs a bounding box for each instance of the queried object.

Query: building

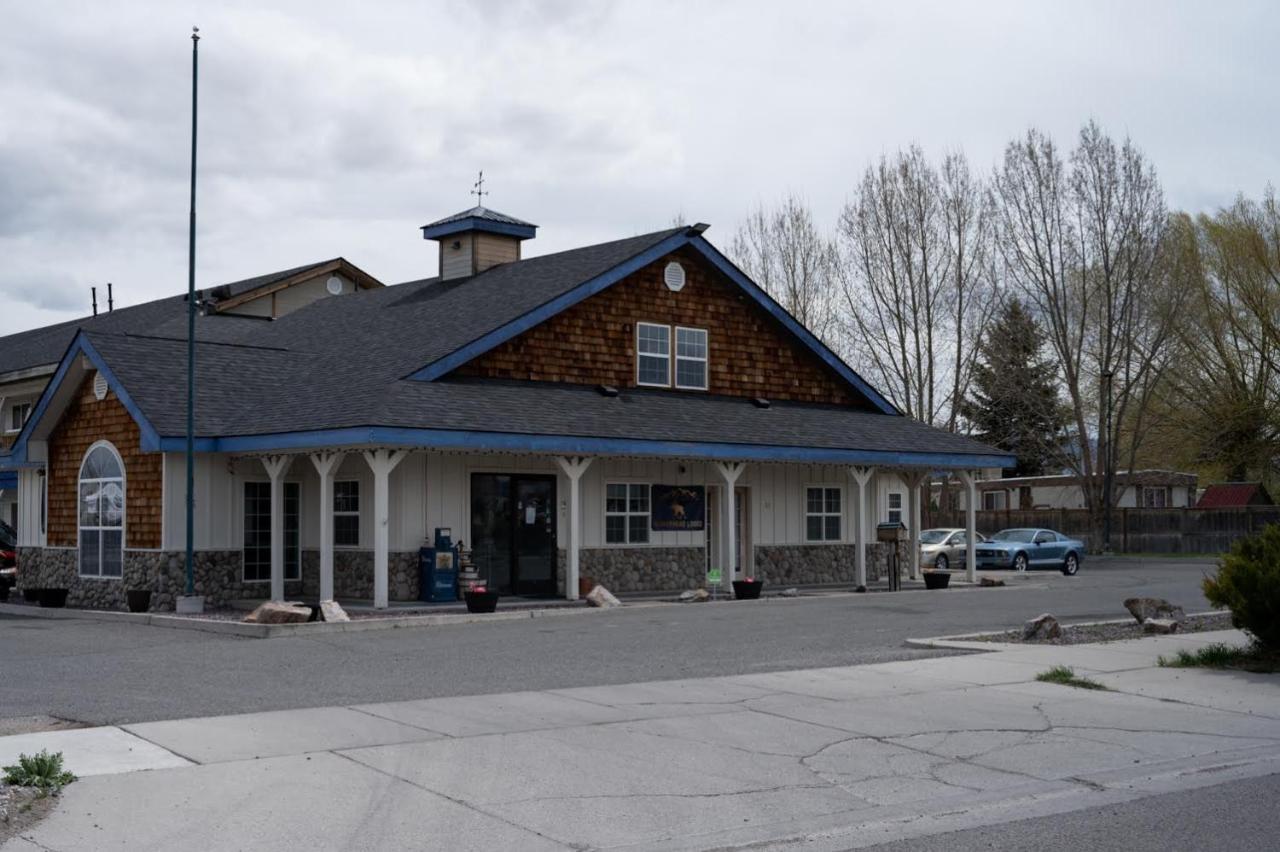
[947,470,1198,512]
[1195,482,1274,508]
[0,208,1012,610]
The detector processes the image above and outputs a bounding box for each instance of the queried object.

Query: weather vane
[471,170,489,206]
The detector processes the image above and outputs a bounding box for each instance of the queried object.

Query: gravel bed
[969,611,1234,645]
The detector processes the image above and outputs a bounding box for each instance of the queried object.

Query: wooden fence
[925,506,1280,554]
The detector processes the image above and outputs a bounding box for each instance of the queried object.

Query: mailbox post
[877,521,907,591]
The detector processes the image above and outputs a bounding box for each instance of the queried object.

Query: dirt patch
[969,611,1234,645]
[1,785,59,846]
[0,716,86,737]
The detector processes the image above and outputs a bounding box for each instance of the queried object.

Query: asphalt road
[0,558,1217,725]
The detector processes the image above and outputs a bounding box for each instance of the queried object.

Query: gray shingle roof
[421,206,536,229]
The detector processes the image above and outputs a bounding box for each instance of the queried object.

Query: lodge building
[0,208,1011,610]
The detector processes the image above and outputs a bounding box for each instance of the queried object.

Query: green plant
[1035,665,1108,690]
[1203,523,1280,650]
[2,749,77,793]
[1158,642,1279,673]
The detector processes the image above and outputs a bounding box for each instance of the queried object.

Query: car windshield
[992,529,1037,543]
[919,530,951,545]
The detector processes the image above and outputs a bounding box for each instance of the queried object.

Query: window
[243,481,301,582]
[334,480,360,547]
[1142,487,1168,508]
[887,492,903,524]
[1034,530,1056,544]
[982,490,1007,511]
[636,323,671,387]
[674,327,708,390]
[7,402,31,433]
[806,486,842,542]
[605,483,650,544]
[79,443,123,578]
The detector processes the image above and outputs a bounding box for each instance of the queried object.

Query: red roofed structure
[1195,482,1274,508]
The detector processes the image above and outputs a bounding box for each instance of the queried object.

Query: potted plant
[38,588,69,608]
[923,570,951,590]
[126,589,153,613]
[732,577,764,600]
[578,575,596,597]
[464,584,499,613]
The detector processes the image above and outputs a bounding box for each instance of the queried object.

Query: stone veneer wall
[752,542,903,586]
[15,546,304,611]
[299,550,420,602]
[578,547,706,593]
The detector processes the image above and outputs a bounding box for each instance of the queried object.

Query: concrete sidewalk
[3,629,1277,851]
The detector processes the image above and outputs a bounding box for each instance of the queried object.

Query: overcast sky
[1,0,1277,336]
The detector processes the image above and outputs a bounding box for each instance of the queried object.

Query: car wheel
[1062,552,1079,576]
[1013,552,1028,572]
[935,554,948,572]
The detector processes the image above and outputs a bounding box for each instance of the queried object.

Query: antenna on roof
[471,170,488,206]
[107,281,114,312]
[91,286,98,316]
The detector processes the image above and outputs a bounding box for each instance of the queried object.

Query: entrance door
[470,473,557,596]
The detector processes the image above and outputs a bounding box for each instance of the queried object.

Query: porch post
[959,469,978,584]
[714,461,745,594]
[849,466,875,588]
[309,451,344,601]
[901,470,929,580]
[555,456,593,601]
[363,449,407,609]
[260,455,291,601]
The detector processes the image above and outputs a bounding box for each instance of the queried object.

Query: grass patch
[1035,665,1109,690]
[2,750,77,794]
[1157,643,1280,673]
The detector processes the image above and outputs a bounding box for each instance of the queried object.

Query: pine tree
[960,300,1064,476]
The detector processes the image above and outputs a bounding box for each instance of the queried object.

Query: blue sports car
[974,528,1084,575]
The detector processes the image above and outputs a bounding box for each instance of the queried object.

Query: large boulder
[1124,597,1185,625]
[319,600,350,623]
[586,585,622,609]
[243,601,311,624]
[980,576,1006,587]
[1143,618,1180,635]
[1022,613,1061,641]
[678,589,710,603]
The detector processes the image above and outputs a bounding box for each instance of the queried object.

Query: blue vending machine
[419,527,459,602]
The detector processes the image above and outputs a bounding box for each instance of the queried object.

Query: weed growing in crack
[1157,643,1279,673]
[1035,666,1108,690]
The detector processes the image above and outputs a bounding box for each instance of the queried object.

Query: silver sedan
[918,528,987,571]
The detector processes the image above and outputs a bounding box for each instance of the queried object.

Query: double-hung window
[334,481,360,547]
[7,402,31,433]
[674,327,708,390]
[605,483,650,544]
[636,323,671,387]
[887,492,904,524]
[805,486,842,542]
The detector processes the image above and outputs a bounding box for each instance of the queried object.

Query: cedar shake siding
[456,248,866,407]
[46,375,162,549]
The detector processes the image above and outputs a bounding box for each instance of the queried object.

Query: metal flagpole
[183,27,200,606]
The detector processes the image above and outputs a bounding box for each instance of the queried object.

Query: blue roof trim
[8,332,164,464]
[0,471,16,489]
[155,425,1015,469]
[420,218,537,241]
[409,230,693,381]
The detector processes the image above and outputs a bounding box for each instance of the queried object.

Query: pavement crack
[490,783,835,806]
[344,705,457,738]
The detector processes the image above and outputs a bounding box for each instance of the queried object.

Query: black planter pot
[38,588,69,608]
[23,588,42,603]
[732,580,764,600]
[464,590,499,613]
[0,584,9,602]
[923,571,952,590]
[126,590,152,613]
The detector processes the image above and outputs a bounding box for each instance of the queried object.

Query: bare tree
[729,195,839,343]
[992,122,1180,546]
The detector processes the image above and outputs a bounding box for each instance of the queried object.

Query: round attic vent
[663,262,686,292]
[93,371,108,401]
[325,276,344,296]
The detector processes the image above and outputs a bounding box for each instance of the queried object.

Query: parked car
[0,520,16,589]
[918,528,988,571]
[974,528,1084,575]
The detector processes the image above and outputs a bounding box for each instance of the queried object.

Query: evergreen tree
[960,300,1064,476]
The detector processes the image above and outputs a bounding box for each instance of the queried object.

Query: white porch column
[714,461,745,593]
[901,470,929,580]
[555,456,593,601]
[309,451,344,602]
[849,466,875,588]
[363,449,408,609]
[260,455,291,602]
[959,469,979,584]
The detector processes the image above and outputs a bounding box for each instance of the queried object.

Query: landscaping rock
[678,589,710,603]
[1124,597,1185,625]
[318,600,350,623]
[243,601,311,624]
[1023,613,1061,640]
[780,587,799,597]
[586,585,622,608]
[1143,618,1180,634]
[980,576,1006,587]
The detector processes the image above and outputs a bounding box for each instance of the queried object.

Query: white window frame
[887,491,904,525]
[635,322,671,388]
[78,441,125,579]
[1141,486,1168,508]
[982,490,1008,511]
[805,485,843,543]
[333,479,361,548]
[241,480,302,583]
[604,481,651,545]
[673,326,709,391]
[6,401,31,434]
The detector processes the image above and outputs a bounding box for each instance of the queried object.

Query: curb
[906,609,1229,651]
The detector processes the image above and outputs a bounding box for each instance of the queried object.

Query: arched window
[79,442,124,578]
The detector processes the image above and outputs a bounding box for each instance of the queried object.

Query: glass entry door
[470,473,558,596]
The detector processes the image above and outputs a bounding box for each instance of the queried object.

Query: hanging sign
[650,485,705,531]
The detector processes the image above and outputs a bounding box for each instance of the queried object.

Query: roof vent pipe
[91,286,98,316]
[107,282,114,312]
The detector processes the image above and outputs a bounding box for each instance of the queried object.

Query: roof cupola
[422,175,537,281]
